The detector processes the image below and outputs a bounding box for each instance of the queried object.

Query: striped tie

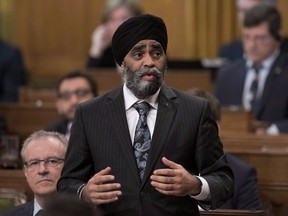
[250,64,262,111]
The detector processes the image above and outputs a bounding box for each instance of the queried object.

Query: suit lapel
[141,86,177,186]
[108,86,141,186]
[258,54,286,116]
[237,61,247,104]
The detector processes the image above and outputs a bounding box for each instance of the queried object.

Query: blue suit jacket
[220,154,262,210]
[0,40,27,102]
[0,201,34,216]
[46,119,69,135]
[215,53,288,133]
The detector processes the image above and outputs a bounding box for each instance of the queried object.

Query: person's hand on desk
[150,157,202,196]
[82,167,122,204]
[253,121,272,135]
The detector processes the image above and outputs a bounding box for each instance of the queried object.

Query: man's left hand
[150,157,201,196]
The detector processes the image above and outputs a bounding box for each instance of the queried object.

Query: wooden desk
[222,133,288,216]
[0,103,59,140]
[200,209,267,216]
[19,87,56,106]
[0,169,33,201]
[221,108,255,133]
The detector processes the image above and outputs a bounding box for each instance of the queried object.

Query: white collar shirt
[242,49,280,110]
[123,84,159,144]
[33,198,43,216]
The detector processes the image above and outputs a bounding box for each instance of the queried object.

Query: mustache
[135,67,162,78]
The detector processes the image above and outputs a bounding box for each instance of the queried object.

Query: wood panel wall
[1,0,287,81]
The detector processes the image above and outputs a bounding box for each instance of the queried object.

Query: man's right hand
[82,167,122,204]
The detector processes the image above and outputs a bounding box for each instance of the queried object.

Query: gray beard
[123,65,166,99]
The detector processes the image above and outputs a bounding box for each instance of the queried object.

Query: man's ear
[117,62,125,74]
[55,100,63,115]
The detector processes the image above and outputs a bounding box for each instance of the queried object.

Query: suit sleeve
[57,105,95,195]
[195,101,234,209]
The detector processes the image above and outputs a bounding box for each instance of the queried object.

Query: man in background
[218,0,288,64]
[186,88,262,210]
[215,4,288,135]
[0,39,27,102]
[1,130,68,216]
[46,70,97,140]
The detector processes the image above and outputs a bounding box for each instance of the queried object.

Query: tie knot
[252,64,262,73]
[133,102,150,117]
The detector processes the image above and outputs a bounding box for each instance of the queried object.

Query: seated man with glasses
[46,70,98,140]
[1,130,68,216]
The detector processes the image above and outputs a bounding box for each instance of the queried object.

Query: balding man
[1,130,68,216]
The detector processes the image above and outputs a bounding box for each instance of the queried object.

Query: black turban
[112,14,168,66]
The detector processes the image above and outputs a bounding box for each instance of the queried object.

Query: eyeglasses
[242,34,271,44]
[57,88,92,100]
[24,157,64,171]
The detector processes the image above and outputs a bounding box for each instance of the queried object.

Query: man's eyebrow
[131,44,146,52]
[150,43,163,50]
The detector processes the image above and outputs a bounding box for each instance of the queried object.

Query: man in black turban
[112,14,168,66]
[58,14,234,216]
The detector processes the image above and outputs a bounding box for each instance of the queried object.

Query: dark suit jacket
[0,40,27,102]
[215,53,288,133]
[58,85,234,216]
[86,47,116,68]
[220,154,262,210]
[218,37,288,63]
[0,201,34,216]
[46,119,69,135]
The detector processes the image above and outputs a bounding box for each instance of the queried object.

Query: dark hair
[243,4,281,41]
[56,70,98,97]
[185,88,221,121]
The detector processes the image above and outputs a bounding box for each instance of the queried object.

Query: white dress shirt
[33,198,43,216]
[243,49,280,135]
[123,84,210,200]
[242,49,280,110]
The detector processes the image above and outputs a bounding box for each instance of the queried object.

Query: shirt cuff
[77,184,86,199]
[266,124,280,135]
[190,176,210,201]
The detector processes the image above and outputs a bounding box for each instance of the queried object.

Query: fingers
[161,157,182,169]
[84,185,122,204]
[83,167,122,204]
[90,167,114,184]
[150,157,194,196]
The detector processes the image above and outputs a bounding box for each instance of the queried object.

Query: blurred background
[0,0,287,83]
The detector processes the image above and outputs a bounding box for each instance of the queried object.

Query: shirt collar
[245,48,280,70]
[33,198,43,216]
[123,84,160,111]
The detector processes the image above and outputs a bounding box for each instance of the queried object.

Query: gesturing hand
[82,167,122,205]
[150,157,202,197]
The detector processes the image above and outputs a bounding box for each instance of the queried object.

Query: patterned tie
[133,101,151,181]
[250,64,262,111]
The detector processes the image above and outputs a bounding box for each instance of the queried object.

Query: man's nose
[69,94,80,105]
[37,161,49,174]
[143,55,155,67]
